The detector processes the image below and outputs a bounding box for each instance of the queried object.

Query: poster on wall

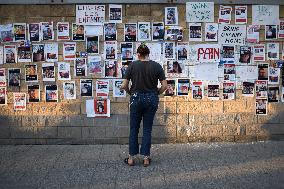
[194,63,218,81]
[0,24,13,42]
[268,67,280,85]
[58,62,71,81]
[218,5,232,24]
[186,2,214,22]
[167,61,187,78]
[41,22,54,41]
[74,58,87,77]
[113,79,126,97]
[96,79,109,98]
[45,85,58,102]
[165,7,178,25]
[0,87,7,105]
[44,43,58,62]
[28,23,40,42]
[63,42,76,60]
[267,43,279,60]
[13,23,26,41]
[85,25,103,36]
[86,36,99,54]
[188,23,202,41]
[109,4,122,23]
[27,84,40,103]
[221,45,235,62]
[63,81,76,100]
[57,22,70,41]
[255,80,268,99]
[142,42,162,62]
[223,82,235,100]
[224,63,235,81]
[18,46,31,63]
[94,98,110,117]
[177,79,190,96]
[137,22,151,41]
[207,83,220,100]
[164,26,183,41]
[239,46,251,64]
[32,44,45,62]
[104,23,117,41]
[279,21,284,38]
[0,68,6,87]
[88,55,102,75]
[265,25,278,40]
[25,65,38,82]
[268,86,279,102]
[247,25,260,43]
[163,42,175,60]
[8,68,21,87]
[236,66,258,81]
[0,45,3,64]
[218,25,246,45]
[253,44,265,61]
[124,23,137,42]
[152,22,165,41]
[4,45,17,63]
[258,63,269,80]
[242,81,254,97]
[104,41,117,60]
[252,5,279,25]
[72,23,85,41]
[192,81,203,99]
[235,6,247,24]
[256,99,267,115]
[80,79,93,97]
[13,93,26,110]
[205,23,218,42]
[104,60,117,78]
[164,79,176,96]
[42,63,55,82]
[76,5,105,25]
[121,42,134,61]
[176,42,188,60]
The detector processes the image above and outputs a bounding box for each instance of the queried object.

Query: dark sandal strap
[124,157,135,166]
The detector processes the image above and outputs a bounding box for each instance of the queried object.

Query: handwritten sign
[76,5,105,25]
[219,25,246,45]
[252,5,279,25]
[189,44,220,63]
[186,2,214,22]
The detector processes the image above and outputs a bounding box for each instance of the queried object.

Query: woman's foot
[124,156,135,166]
[143,156,151,167]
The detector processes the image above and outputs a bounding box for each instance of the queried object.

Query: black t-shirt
[124,60,166,94]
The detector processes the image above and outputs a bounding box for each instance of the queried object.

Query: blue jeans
[129,91,159,156]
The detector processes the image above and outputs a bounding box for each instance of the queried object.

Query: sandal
[143,157,151,167]
[124,157,135,166]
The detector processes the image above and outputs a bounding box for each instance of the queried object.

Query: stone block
[165,114,176,127]
[189,101,213,114]
[152,126,176,138]
[105,126,129,138]
[150,4,166,21]
[200,124,223,137]
[224,101,247,113]
[164,101,176,114]
[246,124,270,136]
[10,126,35,138]
[194,114,212,125]
[25,5,51,17]
[50,5,75,17]
[260,124,284,135]
[113,114,129,127]
[57,126,81,138]
[110,102,129,114]
[153,114,166,126]
[45,116,69,127]
[35,127,57,138]
[0,116,21,127]
[212,114,235,125]
[82,127,106,139]
[126,4,151,16]
[156,101,165,114]
[0,5,27,17]
[177,5,186,28]
[176,101,188,113]
[223,124,239,136]
[257,114,281,124]
[94,117,113,127]
[0,125,10,138]
[235,113,257,124]
[177,124,200,138]
[176,114,188,127]
[22,116,46,127]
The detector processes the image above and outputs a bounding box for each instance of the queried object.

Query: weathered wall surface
[0,4,284,144]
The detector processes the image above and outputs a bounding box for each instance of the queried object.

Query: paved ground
[0,141,284,189]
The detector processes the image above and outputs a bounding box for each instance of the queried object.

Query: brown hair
[137,43,150,57]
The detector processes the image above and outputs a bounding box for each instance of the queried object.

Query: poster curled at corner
[194,63,218,81]
[76,5,105,25]
[218,5,232,24]
[252,5,279,25]
[218,25,246,45]
[235,6,247,24]
[109,4,122,23]
[13,93,26,110]
[186,2,214,22]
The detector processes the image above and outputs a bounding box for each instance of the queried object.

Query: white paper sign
[235,6,247,24]
[252,5,279,25]
[186,2,214,22]
[190,44,220,63]
[194,63,218,81]
[219,25,246,45]
[76,5,105,25]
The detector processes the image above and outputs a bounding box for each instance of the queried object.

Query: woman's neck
[138,56,149,61]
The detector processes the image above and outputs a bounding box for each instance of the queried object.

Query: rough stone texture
[0,4,283,144]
